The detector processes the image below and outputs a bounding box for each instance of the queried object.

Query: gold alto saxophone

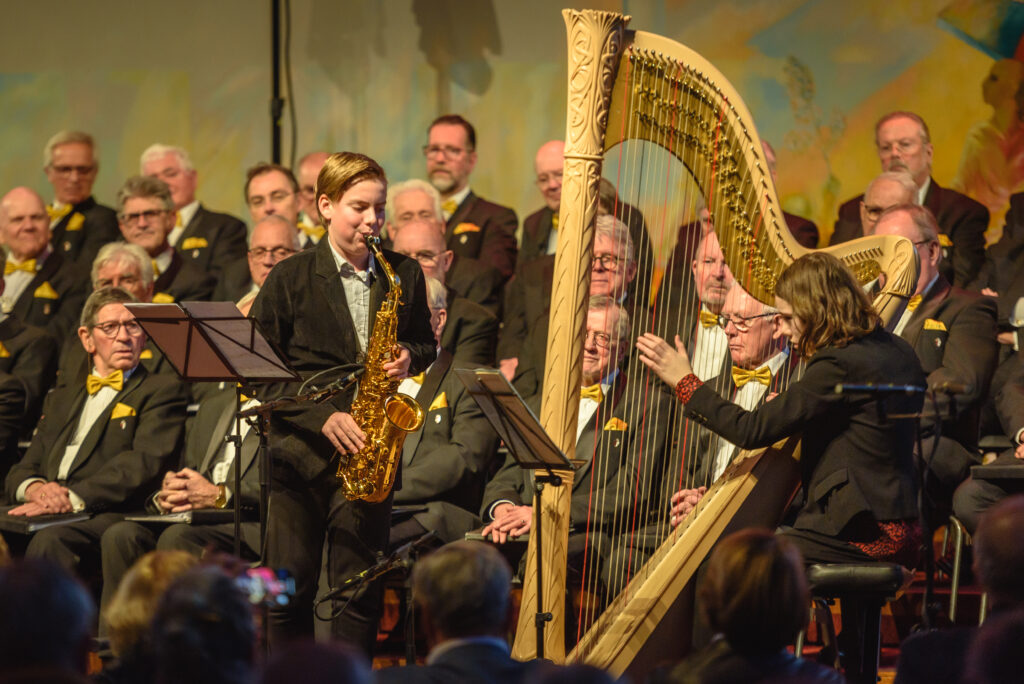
[337,235,425,502]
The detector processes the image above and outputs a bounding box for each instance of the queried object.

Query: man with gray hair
[116,176,216,303]
[376,541,535,683]
[857,171,919,237]
[231,214,300,316]
[42,130,121,268]
[140,144,247,286]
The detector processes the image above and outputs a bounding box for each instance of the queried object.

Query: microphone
[928,381,972,395]
[834,383,926,395]
[321,366,365,392]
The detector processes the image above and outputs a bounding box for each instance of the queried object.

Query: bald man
[858,171,918,237]
[295,151,330,244]
[519,140,565,264]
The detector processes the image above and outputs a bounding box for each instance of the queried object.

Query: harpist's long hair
[775,252,879,358]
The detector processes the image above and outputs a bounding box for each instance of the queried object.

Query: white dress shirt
[327,240,377,352]
[692,307,728,381]
[169,200,200,247]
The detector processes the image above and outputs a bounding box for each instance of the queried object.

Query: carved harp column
[510,10,629,662]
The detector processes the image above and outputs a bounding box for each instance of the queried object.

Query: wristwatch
[214,484,228,509]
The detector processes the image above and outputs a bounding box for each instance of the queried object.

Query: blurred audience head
[104,550,198,659]
[860,171,918,235]
[386,178,442,234]
[44,130,99,206]
[248,215,300,288]
[245,162,300,224]
[116,175,176,257]
[140,144,198,210]
[0,186,52,261]
[962,606,1024,684]
[534,140,565,212]
[391,217,452,283]
[535,663,615,684]
[974,494,1024,610]
[259,639,371,684]
[698,529,808,656]
[150,565,257,684]
[92,242,155,302]
[296,151,331,219]
[412,540,512,647]
[425,114,477,197]
[0,558,95,677]
[873,203,942,294]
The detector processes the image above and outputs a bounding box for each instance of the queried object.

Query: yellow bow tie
[732,365,772,388]
[551,213,559,231]
[46,204,72,222]
[907,294,923,311]
[699,310,719,329]
[580,384,604,403]
[441,199,458,215]
[174,212,183,228]
[409,372,425,385]
[86,370,124,395]
[151,259,162,278]
[4,259,35,276]
[299,222,326,240]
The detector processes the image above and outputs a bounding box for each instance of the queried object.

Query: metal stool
[940,515,988,624]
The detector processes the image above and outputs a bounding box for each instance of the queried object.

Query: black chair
[795,563,911,684]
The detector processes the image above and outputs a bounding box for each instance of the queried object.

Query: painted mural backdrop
[0,0,1016,257]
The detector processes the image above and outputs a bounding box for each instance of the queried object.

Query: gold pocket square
[33,282,59,299]
[428,391,447,411]
[0,343,9,359]
[938,234,953,248]
[66,213,85,231]
[110,403,136,419]
[180,237,208,250]
[923,319,947,332]
[152,292,176,303]
[604,417,628,431]
[453,222,481,235]
[139,349,154,360]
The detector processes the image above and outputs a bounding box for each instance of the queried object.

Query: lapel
[198,391,238,475]
[0,315,23,342]
[923,177,940,217]
[403,349,451,464]
[46,386,89,479]
[181,204,207,241]
[313,240,359,354]
[533,207,554,253]
[902,277,951,347]
[65,365,148,478]
[13,250,63,319]
[447,191,478,231]
[367,251,387,335]
[572,376,627,489]
[154,250,183,293]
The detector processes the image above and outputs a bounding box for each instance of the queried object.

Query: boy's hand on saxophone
[322,412,366,455]
[383,344,412,378]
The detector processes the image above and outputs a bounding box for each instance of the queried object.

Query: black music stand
[456,368,580,660]
[126,301,299,557]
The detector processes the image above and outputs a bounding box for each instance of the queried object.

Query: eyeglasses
[119,209,168,226]
[248,190,294,208]
[718,312,777,332]
[422,145,470,159]
[401,250,445,265]
[248,247,297,260]
[49,164,96,177]
[92,320,144,338]
[592,254,625,271]
[861,203,889,222]
[536,171,563,186]
[299,184,316,198]
[584,330,617,349]
[877,138,923,155]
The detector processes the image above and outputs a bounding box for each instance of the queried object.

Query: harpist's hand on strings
[636,333,693,388]
[670,486,706,527]
[322,411,366,455]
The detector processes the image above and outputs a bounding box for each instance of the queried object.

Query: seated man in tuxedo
[0,186,90,343]
[386,178,503,315]
[116,175,216,303]
[42,130,121,269]
[99,381,262,611]
[830,111,987,286]
[295,151,330,241]
[481,297,670,589]
[376,541,538,684]
[875,204,999,514]
[391,218,499,366]
[519,140,565,263]
[232,215,300,316]
[3,287,189,575]
[389,277,500,548]
[140,144,247,289]
[425,114,518,280]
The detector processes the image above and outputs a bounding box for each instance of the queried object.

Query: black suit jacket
[497,255,554,364]
[783,211,819,249]
[251,240,436,481]
[0,316,59,438]
[175,205,248,284]
[445,255,503,317]
[441,287,499,367]
[972,191,1024,316]
[49,196,121,268]
[394,350,499,543]
[0,373,26,484]
[376,641,537,684]
[10,250,90,343]
[684,327,925,537]
[482,374,671,529]
[446,191,518,279]
[153,250,217,303]
[213,256,254,303]
[4,365,188,511]
[899,276,998,449]
[830,178,988,287]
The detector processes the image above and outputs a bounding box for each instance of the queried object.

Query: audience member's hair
[698,529,808,656]
[244,162,299,200]
[597,178,619,215]
[864,171,918,203]
[973,494,1024,608]
[116,175,174,212]
[424,275,448,311]
[139,143,193,173]
[315,152,387,225]
[962,606,1024,684]
[875,110,931,144]
[80,286,137,328]
[259,640,370,684]
[535,663,616,684]
[386,178,442,225]
[104,551,199,658]
[594,213,635,266]
[150,566,256,684]
[0,559,96,676]
[428,114,476,150]
[92,242,155,289]
[44,130,96,167]
[876,202,940,245]
[412,540,512,640]
[589,295,630,344]
[251,214,302,250]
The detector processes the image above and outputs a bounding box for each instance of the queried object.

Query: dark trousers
[953,448,1024,535]
[264,464,391,655]
[13,512,125,575]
